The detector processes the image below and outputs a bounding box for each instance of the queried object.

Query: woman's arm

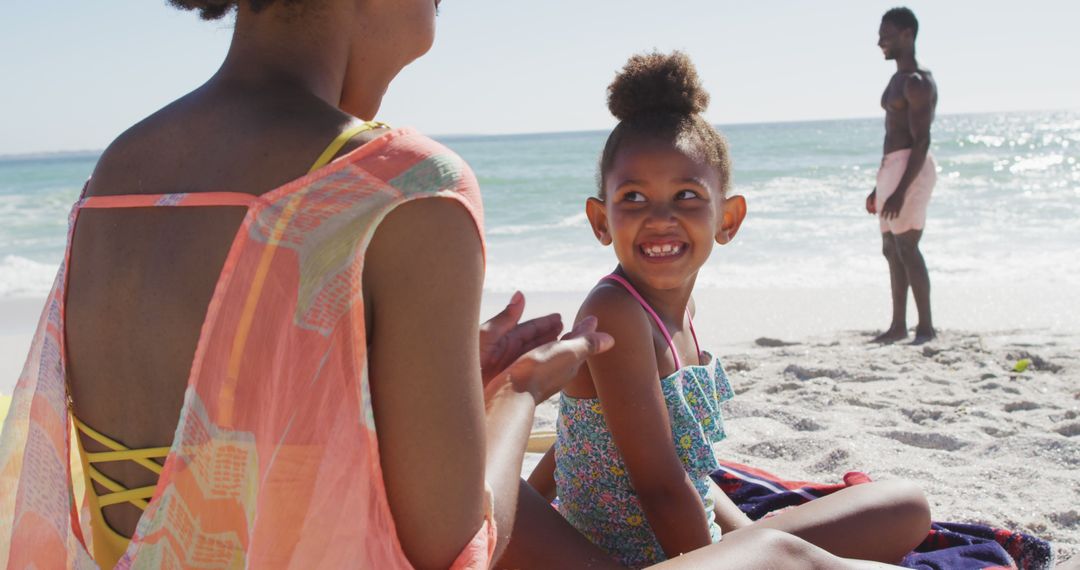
[366,198,611,567]
[483,316,613,561]
[366,198,490,568]
[584,287,713,559]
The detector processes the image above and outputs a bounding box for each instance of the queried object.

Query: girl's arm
[527,445,558,502]
[709,479,753,534]
[584,286,713,559]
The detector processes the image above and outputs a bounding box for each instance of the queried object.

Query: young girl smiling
[530,51,930,568]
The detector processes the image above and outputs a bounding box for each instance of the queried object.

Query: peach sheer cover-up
[0,128,494,569]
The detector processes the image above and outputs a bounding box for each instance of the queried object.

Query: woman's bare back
[65,83,381,535]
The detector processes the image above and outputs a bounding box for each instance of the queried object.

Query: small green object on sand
[1012,358,1032,373]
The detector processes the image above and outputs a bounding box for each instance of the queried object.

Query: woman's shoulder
[85,93,354,198]
[86,91,475,201]
[339,128,478,195]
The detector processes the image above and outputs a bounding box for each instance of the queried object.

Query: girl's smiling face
[588,135,745,292]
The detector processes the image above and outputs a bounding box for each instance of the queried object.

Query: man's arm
[882,74,934,219]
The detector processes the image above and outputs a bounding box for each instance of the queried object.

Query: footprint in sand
[843,397,889,410]
[742,438,819,461]
[766,382,805,394]
[985,436,1080,467]
[921,346,943,357]
[809,448,851,474]
[1055,422,1080,437]
[724,405,826,432]
[982,426,1017,438]
[783,364,845,381]
[1049,510,1080,529]
[878,430,968,451]
[783,364,893,383]
[791,418,825,432]
[920,399,969,407]
[979,382,1021,395]
[902,408,945,425]
[1050,410,1079,422]
[1004,401,1041,412]
[724,358,756,372]
[763,410,826,432]
[755,337,799,348]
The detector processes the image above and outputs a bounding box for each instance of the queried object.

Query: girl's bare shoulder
[577,281,654,355]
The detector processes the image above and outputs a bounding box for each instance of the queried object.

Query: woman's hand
[478,291,563,385]
[865,188,877,214]
[485,316,613,405]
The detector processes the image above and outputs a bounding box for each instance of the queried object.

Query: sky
[1,0,1078,155]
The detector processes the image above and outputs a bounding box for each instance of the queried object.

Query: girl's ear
[585,197,613,246]
[715,195,747,245]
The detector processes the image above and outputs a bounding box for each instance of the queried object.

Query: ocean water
[1,110,1078,299]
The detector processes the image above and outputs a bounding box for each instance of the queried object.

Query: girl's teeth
[643,243,682,257]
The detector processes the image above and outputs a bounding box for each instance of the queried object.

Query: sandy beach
[527,327,1080,562]
[504,284,1080,565]
[3,283,1078,564]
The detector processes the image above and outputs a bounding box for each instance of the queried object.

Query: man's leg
[893,229,934,343]
[873,232,909,343]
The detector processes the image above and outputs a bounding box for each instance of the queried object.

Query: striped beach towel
[713,461,1055,570]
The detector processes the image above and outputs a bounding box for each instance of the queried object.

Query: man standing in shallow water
[867,6,938,344]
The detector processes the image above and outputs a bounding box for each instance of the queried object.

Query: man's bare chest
[881,76,907,113]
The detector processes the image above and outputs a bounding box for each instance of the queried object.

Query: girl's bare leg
[654,528,900,570]
[742,480,930,563]
[497,480,906,569]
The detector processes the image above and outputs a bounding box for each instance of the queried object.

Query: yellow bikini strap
[308,120,389,173]
[73,416,170,475]
[73,416,171,511]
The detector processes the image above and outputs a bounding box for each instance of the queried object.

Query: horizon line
[2,107,1075,160]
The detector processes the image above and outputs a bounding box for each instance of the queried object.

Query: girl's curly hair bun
[607,51,710,122]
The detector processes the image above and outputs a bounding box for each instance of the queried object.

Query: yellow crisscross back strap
[308,120,389,173]
[73,417,170,510]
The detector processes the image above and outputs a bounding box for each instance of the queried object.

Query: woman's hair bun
[607,51,710,122]
[168,0,236,20]
[169,0,295,20]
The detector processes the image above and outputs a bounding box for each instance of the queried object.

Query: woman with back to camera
[0,1,610,567]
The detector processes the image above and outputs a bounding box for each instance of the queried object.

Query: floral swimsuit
[554,273,735,568]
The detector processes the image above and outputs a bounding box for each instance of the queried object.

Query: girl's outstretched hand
[485,316,614,406]
[479,291,564,385]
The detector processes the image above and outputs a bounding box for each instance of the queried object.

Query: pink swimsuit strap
[601,273,700,370]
